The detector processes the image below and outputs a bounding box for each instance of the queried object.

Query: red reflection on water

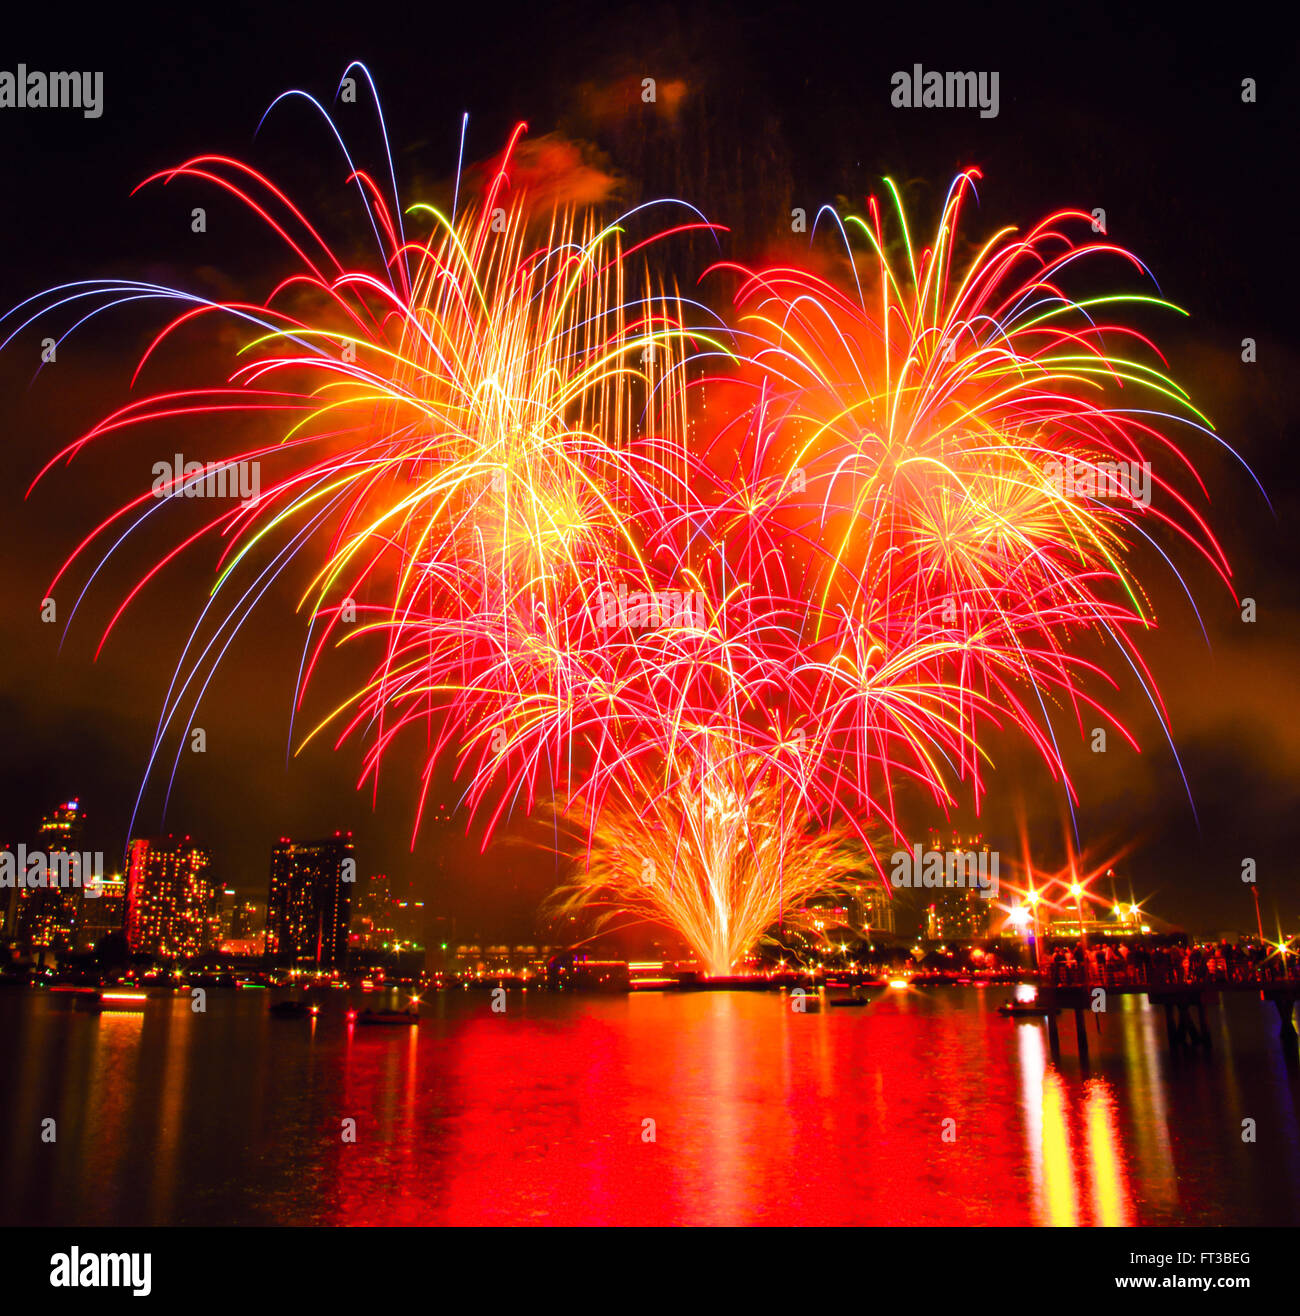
[326,990,1044,1225]
[1,988,1296,1225]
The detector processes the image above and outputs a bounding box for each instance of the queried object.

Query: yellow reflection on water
[1040,1067,1081,1224]
[1084,1078,1133,1226]
[1020,1017,1135,1224]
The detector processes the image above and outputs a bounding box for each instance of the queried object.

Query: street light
[1024,888,1043,970]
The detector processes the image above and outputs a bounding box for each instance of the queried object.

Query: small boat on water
[829,996,870,1008]
[76,991,148,1013]
[351,1007,418,1026]
[269,999,319,1019]
[998,999,1053,1018]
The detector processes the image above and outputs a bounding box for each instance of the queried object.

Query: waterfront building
[77,874,127,951]
[14,800,88,951]
[124,836,216,957]
[266,833,355,969]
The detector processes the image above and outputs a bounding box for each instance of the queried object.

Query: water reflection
[0,987,1295,1226]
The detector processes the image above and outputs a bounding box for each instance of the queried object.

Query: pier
[1030,961,1300,1058]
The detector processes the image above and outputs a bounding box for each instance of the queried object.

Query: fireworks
[554,749,870,977]
[11,78,1237,973]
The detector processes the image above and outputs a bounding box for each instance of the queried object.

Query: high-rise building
[227,896,260,940]
[925,886,992,940]
[124,836,215,957]
[78,874,127,951]
[207,884,225,949]
[857,880,896,935]
[15,800,88,951]
[266,834,355,969]
[923,829,995,940]
[802,898,852,933]
[799,875,896,940]
[389,873,426,946]
[353,872,397,951]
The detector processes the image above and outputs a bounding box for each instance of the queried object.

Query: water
[1,985,1296,1225]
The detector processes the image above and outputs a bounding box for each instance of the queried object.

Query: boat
[269,999,319,1019]
[351,1007,418,1026]
[829,996,870,1008]
[997,999,1053,1018]
[76,990,148,1013]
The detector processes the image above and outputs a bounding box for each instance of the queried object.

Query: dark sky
[0,1,1295,941]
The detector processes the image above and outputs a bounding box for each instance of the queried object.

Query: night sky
[0,2,1295,942]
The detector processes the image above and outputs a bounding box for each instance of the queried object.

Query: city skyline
[1,789,1289,965]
